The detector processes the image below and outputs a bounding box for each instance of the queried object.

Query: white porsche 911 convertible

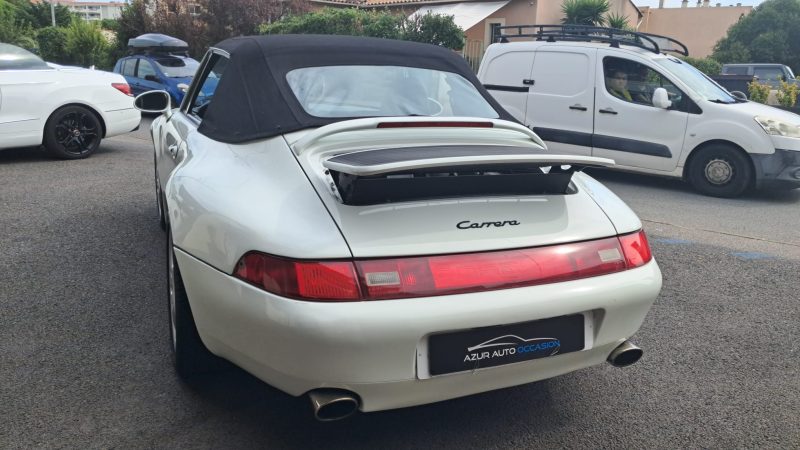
[135,35,662,421]
[0,43,140,158]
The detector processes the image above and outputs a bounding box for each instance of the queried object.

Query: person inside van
[606,68,650,105]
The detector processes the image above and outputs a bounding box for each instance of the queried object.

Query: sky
[634,0,763,6]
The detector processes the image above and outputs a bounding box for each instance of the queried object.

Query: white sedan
[136,35,662,421]
[0,43,140,158]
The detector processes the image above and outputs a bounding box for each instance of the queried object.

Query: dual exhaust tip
[308,340,642,421]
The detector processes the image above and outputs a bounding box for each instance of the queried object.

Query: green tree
[681,56,722,76]
[0,1,36,49]
[27,1,74,27]
[36,26,68,62]
[713,0,800,72]
[260,8,464,50]
[605,12,631,30]
[64,19,110,68]
[403,12,464,49]
[561,0,610,26]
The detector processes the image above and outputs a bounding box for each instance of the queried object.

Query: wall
[639,5,752,57]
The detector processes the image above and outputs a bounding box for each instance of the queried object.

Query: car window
[603,57,684,110]
[724,66,748,75]
[122,59,136,77]
[137,59,157,79]
[0,43,51,70]
[154,57,199,78]
[189,54,228,120]
[286,65,499,119]
[753,67,783,83]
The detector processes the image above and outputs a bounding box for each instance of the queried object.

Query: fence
[461,39,485,73]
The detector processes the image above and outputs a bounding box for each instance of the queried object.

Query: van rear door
[526,47,596,157]
[479,49,535,122]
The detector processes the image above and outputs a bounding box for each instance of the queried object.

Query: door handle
[167,144,178,158]
[569,104,588,111]
[599,108,618,115]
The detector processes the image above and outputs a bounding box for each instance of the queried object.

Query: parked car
[135,34,662,421]
[113,34,202,106]
[478,25,800,197]
[721,63,798,89]
[0,43,140,158]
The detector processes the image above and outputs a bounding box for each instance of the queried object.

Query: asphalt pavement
[1,120,798,448]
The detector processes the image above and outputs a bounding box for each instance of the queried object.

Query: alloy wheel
[54,111,99,156]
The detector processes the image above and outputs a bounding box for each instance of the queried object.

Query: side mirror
[144,74,160,83]
[177,83,189,93]
[652,87,672,109]
[730,90,748,101]
[135,90,172,114]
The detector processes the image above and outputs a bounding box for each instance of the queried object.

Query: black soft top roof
[197,35,516,144]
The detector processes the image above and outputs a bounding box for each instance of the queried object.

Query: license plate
[427,314,585,376]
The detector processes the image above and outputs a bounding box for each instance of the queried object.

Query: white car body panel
[0,65,139,150]
[478,41,800,182]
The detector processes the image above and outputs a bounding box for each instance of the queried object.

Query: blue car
[113,53,199,106]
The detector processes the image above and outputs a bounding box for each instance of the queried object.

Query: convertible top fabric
[197,35,516,143]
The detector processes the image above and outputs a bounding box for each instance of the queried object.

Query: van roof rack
[494,25,689,56]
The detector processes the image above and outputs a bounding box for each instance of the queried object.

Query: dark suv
[721,63,798,88]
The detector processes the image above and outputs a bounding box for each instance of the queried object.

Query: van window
[753,67,783,83]
[603,57,683,109]
[724,66,748,75]
[532,52,590,96]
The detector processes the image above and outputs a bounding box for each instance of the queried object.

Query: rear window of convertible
[286,65,500,119]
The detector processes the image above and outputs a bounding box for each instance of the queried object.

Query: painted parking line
[731,252,775,261]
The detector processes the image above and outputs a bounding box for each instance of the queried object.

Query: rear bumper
[102,108,141,138]
[175,248,662,412]
[752,148,800,190]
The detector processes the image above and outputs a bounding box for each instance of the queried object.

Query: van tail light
[233,231,653,302]
[112,83,133,96]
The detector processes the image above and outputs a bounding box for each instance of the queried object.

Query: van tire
[687,144,753,198]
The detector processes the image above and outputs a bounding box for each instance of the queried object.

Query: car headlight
[754,116,800,138]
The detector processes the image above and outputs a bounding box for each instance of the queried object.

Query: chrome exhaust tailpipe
[607,340,643,368]
[308,389,360,421]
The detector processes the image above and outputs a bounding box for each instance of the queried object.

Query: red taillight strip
[233,230,653,302]
[376,121,493,129]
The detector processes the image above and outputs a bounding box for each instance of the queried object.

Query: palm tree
[561,0,610,27]
[606,12,632,30]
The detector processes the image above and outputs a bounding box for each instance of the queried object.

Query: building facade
[638,2,752,57]
[41,0,127,21]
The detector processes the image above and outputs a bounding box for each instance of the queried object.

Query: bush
[681,56,722,76]
[260,8,464,49]
[0,2,37,48]
[64,19,111,69]
[561,0,610,26]
[402,12,464,49]
[36,26,68,63]
[747,80,771,103]
[776,80,798,107]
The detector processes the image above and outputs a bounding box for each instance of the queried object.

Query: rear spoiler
[324,148,614,176]
[322,145,615,205]
[291,117,547,155]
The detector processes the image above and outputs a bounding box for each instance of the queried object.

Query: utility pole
[50,2,56,27]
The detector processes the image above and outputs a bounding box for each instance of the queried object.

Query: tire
[43,105,102,159]
[687,144,753,198]
[167,230,222,378]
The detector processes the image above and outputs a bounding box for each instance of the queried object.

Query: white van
[477,25,800,197]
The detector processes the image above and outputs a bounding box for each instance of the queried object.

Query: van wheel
[44,105,102,159]
[167,230,224,378]
[687,144,753,198]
